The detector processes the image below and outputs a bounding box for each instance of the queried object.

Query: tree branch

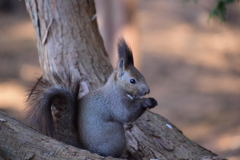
[0,111,117,160]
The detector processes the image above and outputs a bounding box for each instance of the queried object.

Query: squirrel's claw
[143,97,158,109]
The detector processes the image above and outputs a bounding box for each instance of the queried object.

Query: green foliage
[184,0,238,22]
[209,0,238,22]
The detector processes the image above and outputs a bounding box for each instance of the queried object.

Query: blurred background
[0,0,239,159]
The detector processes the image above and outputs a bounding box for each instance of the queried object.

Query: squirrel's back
[77,76,130,157]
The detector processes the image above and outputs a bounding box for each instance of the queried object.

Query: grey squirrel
[26,38,158,158]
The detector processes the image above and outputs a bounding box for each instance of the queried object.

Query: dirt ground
[0,0,239,159]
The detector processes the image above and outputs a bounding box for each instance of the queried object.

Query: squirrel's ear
[117,58,125,77]
[118,58,125,70]
[117,38,134,69]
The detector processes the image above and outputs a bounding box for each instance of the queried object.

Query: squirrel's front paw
[143,98,158,109]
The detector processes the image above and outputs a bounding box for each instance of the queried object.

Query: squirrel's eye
[130,79,136,84]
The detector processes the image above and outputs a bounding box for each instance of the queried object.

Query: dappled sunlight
[141,22,240,70]
[217,134,240,151]
[20,64,42,81]
[0,10,39,118]
[0,81,26,116]
[138,1,240,159]
[196,76,240,94]
[5,21,35,40]
[181,123,240,159]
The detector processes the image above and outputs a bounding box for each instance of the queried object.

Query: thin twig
[42,19,54,45]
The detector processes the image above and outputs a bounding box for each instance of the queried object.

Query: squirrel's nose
[145,88,150,95]
[141,87,150,95]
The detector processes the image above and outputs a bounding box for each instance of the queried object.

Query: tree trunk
[0,0,223,160]
[25,0,112,95]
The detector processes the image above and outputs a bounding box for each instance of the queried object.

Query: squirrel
[25,38,158,158]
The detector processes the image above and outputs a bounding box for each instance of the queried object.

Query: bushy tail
[25,73,81,147]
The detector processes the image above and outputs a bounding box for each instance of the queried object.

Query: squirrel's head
[115,38,150,100]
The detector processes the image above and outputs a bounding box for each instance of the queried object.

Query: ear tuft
[117,38,134,66]
[118,58,125,70]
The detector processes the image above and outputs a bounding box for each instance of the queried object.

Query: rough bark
[0,111,118,160]
[0,0,223,160]
[25,0,113,96]
[125,112,220,160]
